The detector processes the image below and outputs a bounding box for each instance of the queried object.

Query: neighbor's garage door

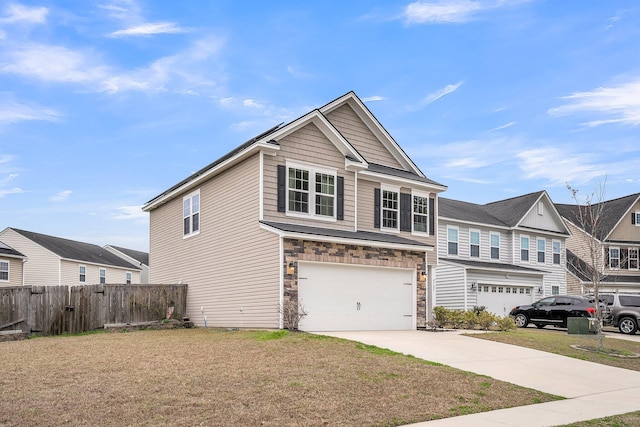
[297,262,414,331]
[477,285,533,317]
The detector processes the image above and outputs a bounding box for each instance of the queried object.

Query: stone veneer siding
[283,238,428,328]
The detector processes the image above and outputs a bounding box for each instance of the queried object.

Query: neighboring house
[0,240,26,287]
[436,191,570,316]
[0,228,141,286]
[104,245,150,283]
[555,193,640,295]
[143,91,447,331]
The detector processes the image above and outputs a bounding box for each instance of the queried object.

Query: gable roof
[8,228,140,270]
[440,190,569,234]
[440,257,546,275]
[143,91,445,211]
[555,193,640,240]
[105,245,149,266]
[0,241,25,259]
[566,249,640,284]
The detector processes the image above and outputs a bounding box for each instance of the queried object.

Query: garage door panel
[298,262,414,331]
[477,285,534,316]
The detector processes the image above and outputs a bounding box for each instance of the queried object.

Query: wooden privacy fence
[0,284,187,336]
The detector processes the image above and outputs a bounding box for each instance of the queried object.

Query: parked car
[594,293,640,335]
[510,296,596,329]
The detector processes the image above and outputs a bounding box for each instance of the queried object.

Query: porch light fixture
[470,282,477,291]
[287,262,296,274]
[419,271,426,281]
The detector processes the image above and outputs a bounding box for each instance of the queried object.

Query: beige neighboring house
[0,228,141,286]
[0,240,26,287]
[436,191,570,316]
[556,193,640,294]
[143,91,447,331]
[104,245,150,283]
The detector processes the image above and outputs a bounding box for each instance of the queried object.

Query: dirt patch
[0,329,559,426]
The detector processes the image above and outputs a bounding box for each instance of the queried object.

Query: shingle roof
[107,245,149,266]
[483,191,545,227]
[439,198,508,227]
[366,163,445,187]
[0,241,25,258]
[9,228,140,270]
[260,221,433,249]
[439,257,546,274]
[566,249,640,284]
[555,193,640,239]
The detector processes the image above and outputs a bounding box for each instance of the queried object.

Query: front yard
[0,328,559,426]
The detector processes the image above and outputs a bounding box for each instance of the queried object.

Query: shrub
[280,300,308,331]
[462,310,479,329]
[495,316,516,331]
[448,309,465,329]
[477,310,497,330]
[432,306,449,328]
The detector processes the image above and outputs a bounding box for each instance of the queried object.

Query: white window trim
[79,265,86,283]
[537,237,546,263]
[126,271,132,284]
[285,161,337,222]
[490,232,500,260]
[447,225,459,256]
[99,268,106,284]
[469,229,480,258]
[552,239,561,265]
[411,190,430,235]
[380,184,400,232]
[629,248,639,271]
[609,246,620,269]
[0,260,9,282]
[183,189,201,238]
[520,235,530,262]
[635,212,640,226]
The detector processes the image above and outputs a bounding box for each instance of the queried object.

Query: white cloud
[0,186,23,197]
[108,22,189,37]
[0,101,60,124]
[50,190,72,202]
[113,205,147,220]
[403,0,484,24]
[408,81,463,111]
[516,147,606,185]
[549,79,640,127]
[243,99,263,108]
[362,96,385,102]
[0,3,48,24]
[487,121,516,132]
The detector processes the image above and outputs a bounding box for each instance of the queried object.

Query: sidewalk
[318,330,640,426]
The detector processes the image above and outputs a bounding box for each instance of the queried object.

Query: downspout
[22,258,27,287]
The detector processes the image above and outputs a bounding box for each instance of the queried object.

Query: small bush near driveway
[0,329,559,426]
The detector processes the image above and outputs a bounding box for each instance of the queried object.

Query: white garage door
[477,285,534,317]
[297,262,415,331]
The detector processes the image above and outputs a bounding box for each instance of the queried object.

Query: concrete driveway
[318,330,640,426]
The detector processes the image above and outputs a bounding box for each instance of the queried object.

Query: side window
[537,238,546,263]
[447,226,458,255]
[553,240,561,265]
[490,232,500,260]
[0,261,8,281]
[609,247,620,269]
[99,268,106,285]
[619,296,640,307]
[469,230,480,257]
[537,297,554,306]
[183,189,201,237]
[79,265,86,283]
[551,285,560,295]
[412,192,429,234]
[633,212,640,225]
[126,271,132,285]
[629,248,639,270]
[520,235,529,262]
[381,187,399,230]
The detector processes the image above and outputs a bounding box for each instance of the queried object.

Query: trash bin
[567,317,597,334]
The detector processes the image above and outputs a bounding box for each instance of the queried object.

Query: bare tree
[279,299,309,331]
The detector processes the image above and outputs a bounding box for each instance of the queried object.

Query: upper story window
[520,235,529,262]
[630,248,639,270]
[79,265,86,283]
[286,163,336,220]
[609,247,620,269]
[537,238,546,263]
[0,260,8,281]
[183,189,200,237]
[447,226,459,255]
[490,232,500,260]
[469,230,480,257]
[633,212,640,225]
[126,271,132,284]
[412,192,429,234]
[553,240,561,265]
[99,268,106,284]
[381,186,399,230]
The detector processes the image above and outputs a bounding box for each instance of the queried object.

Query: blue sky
[1,0,639,251]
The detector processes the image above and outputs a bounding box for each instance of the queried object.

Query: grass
[557,411,640,426]
[467,327,640,371]
[0,328,560,426]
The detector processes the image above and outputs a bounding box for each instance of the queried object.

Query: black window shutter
[633,213,636,225]
[374,188,381,228]
[429,198,435,235]
[337,176,344,220]
[400,193,412,232]
[277,165,286,212]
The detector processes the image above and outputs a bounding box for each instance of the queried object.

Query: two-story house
[143,92,447,331]
[0,228,142,286]
[0,240,26,287]
[436,191,570,316]
[555,193,640,295]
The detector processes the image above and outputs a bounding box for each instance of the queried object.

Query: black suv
[596,293,640,335]
[510,295,596,329]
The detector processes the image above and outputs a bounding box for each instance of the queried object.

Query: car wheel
[514,313,528,328]
[535,323,545,329]
[618,317,638,335]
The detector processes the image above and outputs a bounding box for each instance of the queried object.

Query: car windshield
[536,297,555,307]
